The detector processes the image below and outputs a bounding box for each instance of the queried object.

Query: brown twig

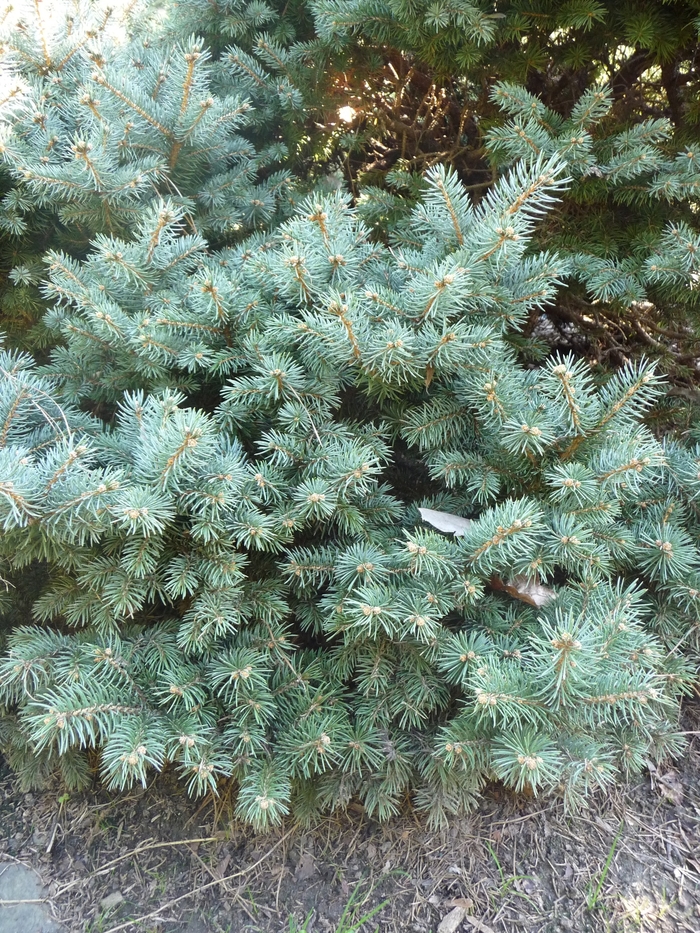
[101,828,295,933]
[53,836,219,895]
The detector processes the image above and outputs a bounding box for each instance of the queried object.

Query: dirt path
[1,703,698,933]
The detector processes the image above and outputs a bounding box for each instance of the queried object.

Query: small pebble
[100,890,124,910]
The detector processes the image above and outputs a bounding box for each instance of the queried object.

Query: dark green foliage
[308,1,700,377]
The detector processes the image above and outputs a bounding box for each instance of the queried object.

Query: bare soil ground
[1,703,699,933]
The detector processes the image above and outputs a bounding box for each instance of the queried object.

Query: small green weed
[586,821,624,911]
[485,840,537,906]
[288,910,314,933]
[287,874,390,933]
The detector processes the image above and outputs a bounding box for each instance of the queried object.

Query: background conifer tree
[304,1,700,378]
[193,0,700,378]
